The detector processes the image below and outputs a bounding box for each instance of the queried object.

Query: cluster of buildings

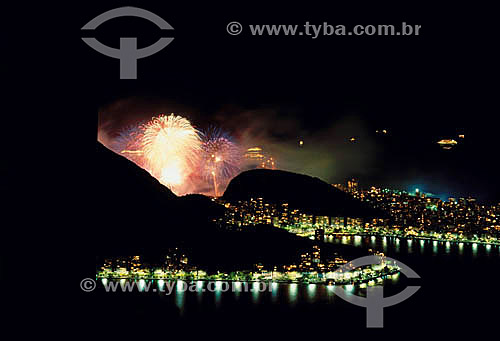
[294,244,348,273]
[97,248,198,279]
[250,245,394,284]
[96,245,394,285]
[333,179,500,243]
[219,197,367,236]
[218,178,499,245]
[249,243,352,282]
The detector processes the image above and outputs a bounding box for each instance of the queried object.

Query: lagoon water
[93,236,500,335]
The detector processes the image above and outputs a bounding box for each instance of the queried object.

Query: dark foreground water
[92,236,500,337]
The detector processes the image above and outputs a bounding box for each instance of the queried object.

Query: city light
[437,139,458,150]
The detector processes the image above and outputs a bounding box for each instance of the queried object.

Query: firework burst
[140,114,202,193]
[101,115,244,196]
[200,127,242,196]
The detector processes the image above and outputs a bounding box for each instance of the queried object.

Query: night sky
[91,3,497,203]
[7,2,498,203]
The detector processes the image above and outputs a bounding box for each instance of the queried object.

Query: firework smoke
[110,125,144,164]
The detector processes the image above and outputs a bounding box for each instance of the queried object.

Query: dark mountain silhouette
[223,169,385,218]
[94,142,222,254]
[95,143,370,268]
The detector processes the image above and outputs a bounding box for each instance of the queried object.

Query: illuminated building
[165,248,189,271]
[332,183,347,192]
[315,216,330,227]
[437,139,458,150]
[130,255,141,273]
[315,228,325,241]
[300,213,314,227]
[346,217,363,228]
[311,245,321,263]
[244,147,265,161]
[347,178,359,193]
[280,203,289,225]
[272,216,280,227]
[244,146,276,170]
[262,157,276,169]
[330,217,345,228]
[100,259,113,275]
[116,257,129,270]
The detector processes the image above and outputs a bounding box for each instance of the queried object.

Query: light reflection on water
[334,234,496,259]
[326,284,335,300]
[138,279,146,292]
[343,284,356,298]
[407,239,413,253]
[354,235,362,247]
[391,272,400,282]
[176,280,185,314]
[133,276,397,308]
[157,279,165,291]
[99,236,499,316]
[196,280,204,302]
[289,283,298,305]
[251,282,260,304]
[271,282,278,303]
[307,283,316,301]
[233,281,241,300]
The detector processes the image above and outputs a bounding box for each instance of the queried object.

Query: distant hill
[223,169,385,218]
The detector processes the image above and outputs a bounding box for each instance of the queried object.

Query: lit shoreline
[96,267,400,286]
[322,232,500,246]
